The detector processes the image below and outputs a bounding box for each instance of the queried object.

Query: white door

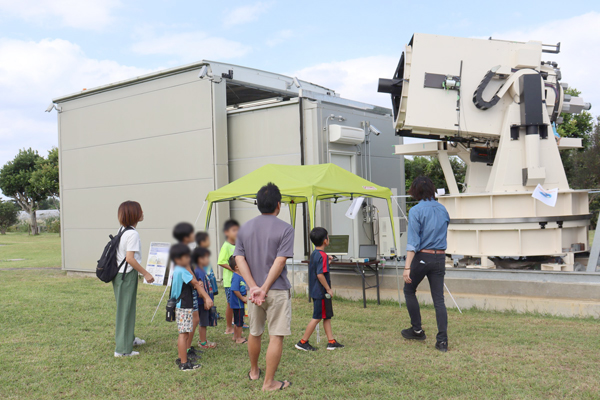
[330,153,357,257]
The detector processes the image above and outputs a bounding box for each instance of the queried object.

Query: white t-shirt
[116,227,142,274]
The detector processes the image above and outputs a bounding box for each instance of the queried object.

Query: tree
[565,117,600,227]
[31,147,60,210]
[0,149,48,235]
[404,155,466,209]
[0,199,19,234]
[38,197,61,210]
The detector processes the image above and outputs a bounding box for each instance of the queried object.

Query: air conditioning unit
[329,124,365,145]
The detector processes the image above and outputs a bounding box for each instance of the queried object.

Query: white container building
[51,61,404,276]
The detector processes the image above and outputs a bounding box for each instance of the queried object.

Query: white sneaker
[114,351,140,357]
[133,337,146,346]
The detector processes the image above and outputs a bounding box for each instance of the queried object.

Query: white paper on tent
[345,197,365,220]
[144,242,171,285]
[532,184,558,207]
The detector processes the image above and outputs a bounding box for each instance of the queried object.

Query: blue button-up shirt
[406,199,450,253]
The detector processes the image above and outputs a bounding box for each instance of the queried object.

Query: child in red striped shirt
[295,227,344,352]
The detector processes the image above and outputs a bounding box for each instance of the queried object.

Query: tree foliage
[0,148,58,235]
[31,147,59,201]
[0,199,19,234]
[405,156,466,196]
[31,148,60,211]
[38,197,61,210]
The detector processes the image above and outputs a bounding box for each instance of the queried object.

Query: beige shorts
[248,289,292,337]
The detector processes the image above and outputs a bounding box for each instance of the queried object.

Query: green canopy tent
[204,163,397,249]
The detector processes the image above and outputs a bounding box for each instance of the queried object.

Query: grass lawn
[0,232,61,269]
[1,269,600,400]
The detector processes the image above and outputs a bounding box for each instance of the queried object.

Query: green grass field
[0,232,61,269]
[1,234,600,399]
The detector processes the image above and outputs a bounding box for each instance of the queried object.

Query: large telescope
[379,33,591,268]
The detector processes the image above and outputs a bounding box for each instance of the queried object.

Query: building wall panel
[60,79,212,151]
[61,129,213,190]
[57,77,215,272]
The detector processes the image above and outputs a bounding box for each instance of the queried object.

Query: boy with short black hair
[170,244,208,371]
[191,247,217,349]
[295,227,344,351]
[229,256,248,344]
[218,219,240,335]
[173,222,195,245]
[195,231,209,248]
[195,231,218,297]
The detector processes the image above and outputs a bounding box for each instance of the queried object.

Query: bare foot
[235,338,248,344]
[224,329,234,335]
[248,368,261,381]
[263,380,292,391]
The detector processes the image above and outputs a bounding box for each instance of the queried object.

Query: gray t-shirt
[233,214,294,290]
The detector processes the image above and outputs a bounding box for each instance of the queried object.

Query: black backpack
[96,226,134,283]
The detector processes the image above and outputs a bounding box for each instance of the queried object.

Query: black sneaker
[401,328,427,341]
[176,353,199,365]
[326,340,344,350]
[295,341,317,351]
[435,341,448,352]
[188,346,203,355]
[179,361,201,371]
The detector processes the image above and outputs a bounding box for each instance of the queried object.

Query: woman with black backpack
[113,200,155,357]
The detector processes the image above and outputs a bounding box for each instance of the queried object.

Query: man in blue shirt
[402,176,450,352]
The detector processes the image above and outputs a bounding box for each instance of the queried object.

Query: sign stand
[151,285,170,322]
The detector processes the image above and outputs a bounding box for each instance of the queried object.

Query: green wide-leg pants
[112,270,138,354]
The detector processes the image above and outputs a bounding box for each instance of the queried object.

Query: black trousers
[403,252,448,342]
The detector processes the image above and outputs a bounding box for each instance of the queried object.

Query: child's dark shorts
[232,308,244,327]
[313,298,334,320]
[198,306,210,327]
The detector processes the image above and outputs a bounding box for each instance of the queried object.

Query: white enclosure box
[379,217,403,258]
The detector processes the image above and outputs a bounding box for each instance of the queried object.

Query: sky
[1,0,599,169]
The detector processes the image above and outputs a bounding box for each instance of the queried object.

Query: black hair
[191,247,211,264]
[223,219,239,232]
[172,222,194,242]
[169,243,191,263]
[408,176,436,201]
[228,255,237,269]
[195,231,209,245]
[310,227,328,247]
[256,182,282,214]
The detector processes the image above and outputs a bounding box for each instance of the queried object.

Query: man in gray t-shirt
[235,183,294,392]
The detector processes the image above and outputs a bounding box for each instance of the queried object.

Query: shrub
[46,216,61,234]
